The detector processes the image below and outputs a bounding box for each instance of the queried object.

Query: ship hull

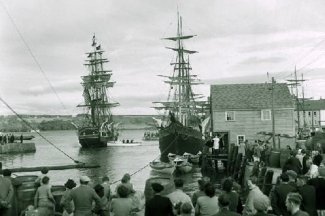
[78,127,117,148]
[159,122,204,162]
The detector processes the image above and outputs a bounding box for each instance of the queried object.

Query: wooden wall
[212,109,295,148]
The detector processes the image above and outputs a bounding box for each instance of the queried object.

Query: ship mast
[153,13,207,127]
[78,35,119,127]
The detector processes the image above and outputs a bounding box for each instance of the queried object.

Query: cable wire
[0,0,67,111]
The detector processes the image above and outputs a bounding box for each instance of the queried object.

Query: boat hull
[78,127,117,148]
[150,162,175,175]
[159,122,205,162]
[176,163,193,173]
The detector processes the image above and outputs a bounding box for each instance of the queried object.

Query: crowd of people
[1,139,325,216]
[0,133,22,144]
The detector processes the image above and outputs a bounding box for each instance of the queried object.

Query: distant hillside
[0,115,160,132]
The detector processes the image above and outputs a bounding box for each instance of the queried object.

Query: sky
[1,0,325,115]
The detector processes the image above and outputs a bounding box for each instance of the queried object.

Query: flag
[92,34,96,46]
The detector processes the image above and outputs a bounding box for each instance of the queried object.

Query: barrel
[15,175,38,214]
[144,177,175,202]
[262,170,274,196]
[51,185,66,213]
[280,149,291,169]
[269,151,280,168]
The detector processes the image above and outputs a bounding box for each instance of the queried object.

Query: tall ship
[153,14,209,162]
[77,35,119,148]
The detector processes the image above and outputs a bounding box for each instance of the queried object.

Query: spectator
[60,179,76,216]
[145,182,174,216]
[243,177,265,216]
[221,178,241,213]
[168,178,193,214]
[306,154,323,179]
[180,202,193,216]
[283,151,302,175]
[253,194,275,216]
[101,176,111,201]
[64,175,101,215]
[307,168,325,215]
[116,173,135,196]
[111,184,134,216]
[195,182,219,216]
[296,175,317,216]
[34,176,55,216]
[94,184,109,216]
[302,150,310,175]
[286,170,298,189]
[212,193,240,216]
[285,193,309,216]
[35,167,49,187]
[192,178,209,207]
[270,173,297,216]
[0,162,14,216]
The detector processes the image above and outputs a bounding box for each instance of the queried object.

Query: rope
[110,134,180,185]
[0,96,81,164]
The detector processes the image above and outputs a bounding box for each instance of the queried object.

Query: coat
[145,194,174,216]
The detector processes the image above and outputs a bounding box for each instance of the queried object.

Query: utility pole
[301,74,306,127]
[287,66,305,139]
[271,77,276,149]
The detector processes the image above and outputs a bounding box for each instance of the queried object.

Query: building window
[237,135,245,144]
[314,112,317,116]
[261,109,271,120]
[314,120,318,125]
[225,111,235,121]
[308,112,311,116]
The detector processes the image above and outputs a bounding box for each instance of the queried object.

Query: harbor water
[0,129,202,194]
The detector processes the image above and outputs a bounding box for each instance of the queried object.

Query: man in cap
[270,173,297,216]
[285,192,309,216]
[64,175,101,216]
[145,182,174,216]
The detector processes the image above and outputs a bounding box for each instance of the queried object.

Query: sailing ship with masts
[153,14,210,162]
[77,35,119,148]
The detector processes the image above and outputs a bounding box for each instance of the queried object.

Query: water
[0,129,201,193]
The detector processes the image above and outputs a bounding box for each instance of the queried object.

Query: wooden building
[210,83,295,149]
[296,99,325,131]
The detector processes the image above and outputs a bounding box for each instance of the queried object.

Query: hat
[286,170,297,179]
[80,175,90,182]
[253,194,270,211]
[287,192,302,204]
[151,182,164,193]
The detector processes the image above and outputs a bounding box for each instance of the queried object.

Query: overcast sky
[1,0,325,115]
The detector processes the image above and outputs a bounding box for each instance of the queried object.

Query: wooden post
[271,77,276,149]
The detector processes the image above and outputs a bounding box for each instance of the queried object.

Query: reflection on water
[1,130,201,194]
